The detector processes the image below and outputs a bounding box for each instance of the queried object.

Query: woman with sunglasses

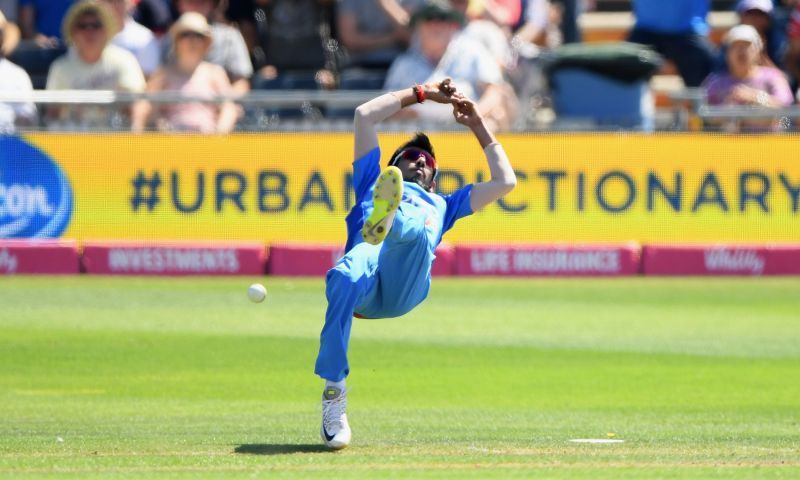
[316,78,516,449]
[46,0,146,129]
[131,12,237,133]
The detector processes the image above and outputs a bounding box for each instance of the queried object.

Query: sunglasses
[75,21,103,32]
[424,14,453,22]
[393,147,437,171]
[178,31,207,40]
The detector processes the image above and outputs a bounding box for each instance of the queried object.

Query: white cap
[169,12,212,40]
[725,24,763,50]
[736,0,773,14]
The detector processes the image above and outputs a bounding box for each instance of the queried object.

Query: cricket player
[315,79,517,449]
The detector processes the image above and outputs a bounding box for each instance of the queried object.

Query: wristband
[413,84,426,103]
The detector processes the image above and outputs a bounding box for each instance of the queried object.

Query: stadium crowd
[1,0,800,132]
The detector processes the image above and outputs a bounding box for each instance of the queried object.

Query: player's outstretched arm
[353,79,458,160]
[452,97,516,212]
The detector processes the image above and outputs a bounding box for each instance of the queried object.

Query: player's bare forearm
[469,142,516,211]
[353,80,458,159]
[453,97,516,211]
[469,118,497,150]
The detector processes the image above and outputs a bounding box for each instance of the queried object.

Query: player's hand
[424,78,459,104]
[452,97,483,128]
[34,33,60,49]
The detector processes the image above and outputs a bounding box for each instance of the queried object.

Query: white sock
[325,379,346,390]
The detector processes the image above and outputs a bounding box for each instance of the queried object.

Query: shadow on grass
[234,444,331,455]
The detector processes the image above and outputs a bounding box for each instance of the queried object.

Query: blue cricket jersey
[344,147,473,254]
[315,146,475,379]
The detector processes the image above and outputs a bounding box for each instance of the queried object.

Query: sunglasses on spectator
[392,148,437,171]
[178,31,207,40]
[75,21,103,31]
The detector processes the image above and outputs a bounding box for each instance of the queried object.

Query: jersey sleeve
[352,147,381,203]
[441,184,474,234]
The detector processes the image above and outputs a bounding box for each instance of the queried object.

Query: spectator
[733,0,786,68]
[163,0,253,95]
[703,24,794,131]
[0,10,37,132]
[384,0,516,130]
[337,0,424,70]
[785,2,800,85]
[236,0,338,90]
[449,0,513,70]
[46,0,146,129]
[512,0,562,56]
[19,0,77,48]
[224,0,259,60]
[132,12,238,133]
[628,0,715,87]
[471,0,522,31]
[100,0,160,76]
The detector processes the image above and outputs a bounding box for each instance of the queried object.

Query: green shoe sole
[362,166,403,245]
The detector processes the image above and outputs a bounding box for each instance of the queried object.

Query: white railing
[0,89,384,107]
[2,88,798,132]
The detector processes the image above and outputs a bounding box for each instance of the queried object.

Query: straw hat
[169,12,213,40]
[61,0,118,45]
[0,10,21,56]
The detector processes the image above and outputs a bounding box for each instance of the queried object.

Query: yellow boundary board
[23,133,800,243]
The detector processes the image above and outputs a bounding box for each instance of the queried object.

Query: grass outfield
[0,276,798,479]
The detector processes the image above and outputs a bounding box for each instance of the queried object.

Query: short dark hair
[389,132,435,166]
[410,0,465,27]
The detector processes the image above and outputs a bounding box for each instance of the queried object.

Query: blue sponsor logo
[0,136,73,238]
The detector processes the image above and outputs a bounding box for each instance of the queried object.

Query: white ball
[248,283,267,303]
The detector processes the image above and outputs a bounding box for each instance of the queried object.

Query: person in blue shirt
[316,78,517,449]
[628,0,715,87]
[19,0,76,47]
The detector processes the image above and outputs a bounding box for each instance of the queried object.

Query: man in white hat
[0,10,37,132]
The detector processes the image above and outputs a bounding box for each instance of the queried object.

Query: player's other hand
[424,78,459,104]
[452,97,483,128]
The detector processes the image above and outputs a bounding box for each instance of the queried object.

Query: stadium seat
[327,68,388,119]
[251,70,325,120]
[8,43,66,90]
[550,68,655,131]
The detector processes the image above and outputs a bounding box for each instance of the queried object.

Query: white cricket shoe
[320,386,351,449]
[362,166,403,245]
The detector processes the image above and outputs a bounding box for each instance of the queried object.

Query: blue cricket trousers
[314,204,436,382]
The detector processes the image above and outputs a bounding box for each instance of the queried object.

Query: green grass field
[1,276,798,479]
